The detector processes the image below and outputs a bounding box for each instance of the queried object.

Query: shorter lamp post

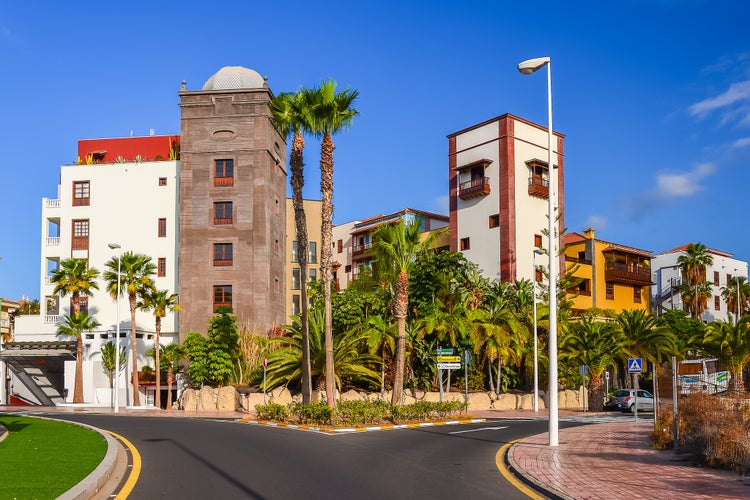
[532,248,544,412]
[108,243,122,413]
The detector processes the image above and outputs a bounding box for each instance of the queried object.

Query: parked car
[604,389,655,412]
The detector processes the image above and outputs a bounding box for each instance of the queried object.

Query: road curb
[238,417,486,434]
[58,420,120,500]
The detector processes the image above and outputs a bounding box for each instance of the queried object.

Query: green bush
[255,402,288,421]
[336,399,390,425]
[289,401,334,425]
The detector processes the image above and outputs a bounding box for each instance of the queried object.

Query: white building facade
[652,245,749,322]
[448,114,565,283]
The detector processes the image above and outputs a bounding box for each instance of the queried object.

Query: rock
[310,390,324,403]
[339,389,362,401]
[198,386,216,411]
[271,387,293,405]
[217,386,239,411]
[517,393,536,410]
[494,393,518,410]
[467,392,492,411]
[246,393,268,411]
[180,388,198,411]
[401,394,417,405]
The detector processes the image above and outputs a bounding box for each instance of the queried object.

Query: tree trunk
[155,317,161,409]
[291,132,312,405]
[496,358,503,395]
[588,375,605,412]
[391,271,409,405]
[130,294,140,406]
[487,359,495,394]
[320,132,336,408]
[166,366,174,410]
[74,334,84,403]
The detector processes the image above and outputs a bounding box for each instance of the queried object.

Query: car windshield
[613,390,631,397]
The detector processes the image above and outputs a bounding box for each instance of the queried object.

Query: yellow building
[286,198,323,322]
[563,228,652,316]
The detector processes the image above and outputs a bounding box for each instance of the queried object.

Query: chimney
[583,227,595,240]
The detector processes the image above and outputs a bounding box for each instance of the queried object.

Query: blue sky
[1,1,749,301]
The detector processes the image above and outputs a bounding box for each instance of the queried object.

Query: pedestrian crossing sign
[628,358,643,373]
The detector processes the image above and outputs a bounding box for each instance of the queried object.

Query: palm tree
[104,251,156,406]
[679,281,713,320]
[58,312,101,403]
[271,89,315,405]
[373,219,440,404]
[704,316,750,393]
[101,341,126,389]
[562,317,624,411]
[307,79,359,407]
[51,258,99,315]
[677,243,713,320]
[721,276,750,319]
[139,289,180,409]
[264,309,380,391]
[159,343,186,410]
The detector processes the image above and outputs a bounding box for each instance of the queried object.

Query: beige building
[1,298,21,342]
[286,198,323,320]
[178,66,288,338]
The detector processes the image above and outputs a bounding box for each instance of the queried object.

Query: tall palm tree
[139,289,180,409]
[101,341,126,390]
[616,309,676,370]
[51,258,99,315]
[104,251,156,406]
[58,312,101,403]
[307,78,359,407]
[721,276,750,319]
[679,281,713,320]
[271,89,315,404]
[704,316,750,393]
[677,243,713,320]
[562,317,624,411]
[159,343,185,410]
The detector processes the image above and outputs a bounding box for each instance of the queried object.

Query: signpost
[436,348,461,402]
[579,365,588,412]
[262,357,268,404]
[628,357,643,422]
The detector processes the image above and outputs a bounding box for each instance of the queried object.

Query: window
[158,218,167,237]
[489,214,500,228]
[74,296,88,314]
[72,219,89,250]
[214,202,233,224]
[460,237,470,251]
[292,268,301,290]
[292,241,298,263]
[213,243,233,266]
[535,268,543,283]
[345,264,352,273]
[73,181,90,206]
[337,239,343,253]
[292,295,301,316]
[158,177,167,186]
[534,234,543,248]
[606,282,614,300]
[158,258,166,277]
[714,271,720,286]
[715,295,721,311]
[213,285,232,311]
[214,159,234,186]
[309,242,318,264]
[309,268,317,281]
[633,286,642,304]
[727,274,733,285]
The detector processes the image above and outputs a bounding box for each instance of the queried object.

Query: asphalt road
[58,414,573,499]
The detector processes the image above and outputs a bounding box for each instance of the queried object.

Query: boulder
[493,393,518,410]
[467,392,492,411]
[270,387,293,405]
[181,388,198,411]
[517,393,538,410]
[217,386,240,411]
[198,386,216,411]
[339,390,362,401]
[246,393,269,412]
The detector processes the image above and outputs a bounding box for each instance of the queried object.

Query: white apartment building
[652,244,749,322]
[448,114,565,283]
[11,137,180,406]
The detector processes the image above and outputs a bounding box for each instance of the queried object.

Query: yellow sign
[437,355,461,363]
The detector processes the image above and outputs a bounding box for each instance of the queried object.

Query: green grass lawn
[0,415,107,499]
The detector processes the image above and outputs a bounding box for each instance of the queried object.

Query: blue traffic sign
[628,358,643,373]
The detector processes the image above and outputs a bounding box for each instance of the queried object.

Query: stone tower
[178,66,287,339]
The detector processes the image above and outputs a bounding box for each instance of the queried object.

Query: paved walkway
[3,405,749,499]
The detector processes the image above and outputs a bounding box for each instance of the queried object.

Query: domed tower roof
[202,66,265,90]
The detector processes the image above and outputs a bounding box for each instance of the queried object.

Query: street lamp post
[108,243,122,413]
[532,247,544,413]
[518,56,559,446]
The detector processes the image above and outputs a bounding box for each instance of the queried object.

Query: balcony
[214,217,233,225]
[213,259,233,267]
[45,315,60,324]
[72,236,89,251]
[46,237,60,246]
[352,241,373,256]
[604,263,652,286]
[528,175,549,198]
[214,176,234,187]
[566,255,592,265]
[458,177,490,200]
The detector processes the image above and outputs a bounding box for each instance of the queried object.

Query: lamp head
[518,57,551,75]
[108,243,121,250]
[534,248,545,255]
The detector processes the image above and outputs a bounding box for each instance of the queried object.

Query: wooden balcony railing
[566,255,592,265]
[458,177,490,200]
[352,241,373,256]
[213,259,233,267]
[214,176,234,187]
[72,197,90,207]
[72,236,89,251]
[528,176,549,198]
[213,302,232,312]
[604,263,652,285]
[214,217,233,225]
